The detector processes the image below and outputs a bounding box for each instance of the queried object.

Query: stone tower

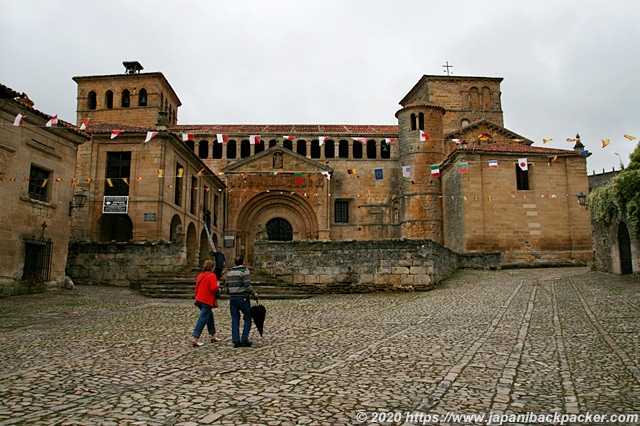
[72,61,181,128]
[396,101,446,243]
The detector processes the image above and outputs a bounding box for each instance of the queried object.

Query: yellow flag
[106,178,113,187]
[41,179,48,187]
[602,139,610,148]
[177,168,184,178]
[624,134,636,141]
[157,170,164,178]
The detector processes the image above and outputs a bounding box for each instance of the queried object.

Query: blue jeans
[229,296,252,343]
[192,302,216,338]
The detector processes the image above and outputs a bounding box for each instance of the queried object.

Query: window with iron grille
[28,165,50,202]
[516,164,529,190]
[105,152,131,196]
[335,200,349,223]
[22,237,52,282]
[266,218,293,241]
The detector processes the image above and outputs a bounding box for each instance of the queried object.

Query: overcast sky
[1,0,638,175]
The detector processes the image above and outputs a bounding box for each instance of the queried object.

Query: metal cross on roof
[442,61,453,76]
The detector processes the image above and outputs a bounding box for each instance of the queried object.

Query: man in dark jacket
[212,247,226,280]
[225,255,258,347]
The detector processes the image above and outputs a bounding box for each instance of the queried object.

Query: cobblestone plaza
[0,267,638,425]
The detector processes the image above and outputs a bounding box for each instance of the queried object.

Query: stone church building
[70,62,592,277]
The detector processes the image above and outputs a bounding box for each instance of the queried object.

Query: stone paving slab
[0,267,638,425]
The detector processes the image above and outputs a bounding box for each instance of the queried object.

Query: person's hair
[234,255,244,266]
[202,259,215,272]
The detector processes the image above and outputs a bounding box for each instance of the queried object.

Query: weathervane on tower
[442,61,453,76]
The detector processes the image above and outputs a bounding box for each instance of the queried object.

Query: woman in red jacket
[191,259,220,347]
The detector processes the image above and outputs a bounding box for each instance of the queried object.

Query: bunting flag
[106,178,114,187]
[9,178,16,182]
[157,170,164,178]
[602,139,610,148]
[374,169,383,180]
[402,166,411,178]
[420,132,431,141]
[566,137,577,143]
[41,179,48,188]
[177,168,184,178]
[319,136,328,146]
[451,138,465,144]
[111,130,123,139]
[430,165,440,177]
[384,138,396,144]
[137,177,144,181]
[352,137,367,144]
[216,134,229,143]
[347,169,356,174]
[511,138,524,143]
[518,158,528,171]
[613,151,621,157]
[145,131,158,143]
[80,117,89,130]
[84,178,93,183]
[321,171,331,180]
[543,138,553,144]
[55,178,62,183]
[123,178,129,185]
[182,133,194,142]
[459,162,468,173]
[71,178,77,185]
[294,172,303,184]
[197,168,205,176]
[45,115,58,127]
[271,171,281,176]
[283,135,295,141]
[13,113,24,126]
[548,156,557,167]
[478,134,491,141]
[624,134,636,141]
[489,160,498,169]
[249,135,261,145]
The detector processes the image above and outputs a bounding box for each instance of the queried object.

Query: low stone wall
[66,241,186,286]
[253,239,499,293]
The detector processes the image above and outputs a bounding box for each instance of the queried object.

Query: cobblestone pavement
[0,267,639,425]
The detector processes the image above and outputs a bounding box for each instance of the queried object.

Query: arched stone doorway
[199,228,211,266]
[170,215,182,242]
[186,222,198,269]
[235,193,319,264]
[97,214,133,242]
[618,222,633,275]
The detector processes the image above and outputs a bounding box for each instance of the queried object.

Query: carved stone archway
[234,192,319,264]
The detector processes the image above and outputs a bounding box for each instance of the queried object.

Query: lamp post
[69,191,88,216]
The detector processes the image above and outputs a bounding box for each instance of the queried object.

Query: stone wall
[252,239,500,293]
[66,241,186,286]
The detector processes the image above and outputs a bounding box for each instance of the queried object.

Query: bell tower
[72,61,182,128]
[395,101,446,243]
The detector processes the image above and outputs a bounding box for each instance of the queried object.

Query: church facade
[71,62,592,269]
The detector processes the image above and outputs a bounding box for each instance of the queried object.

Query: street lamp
[69,191,88,216]
[576,192,588,207]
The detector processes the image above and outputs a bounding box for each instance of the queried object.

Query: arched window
[283,139,293,150]
[418,113,425,130]
[470,87,480,110]
[185,140,195,152]
[296,140,307,156]
[227,140,237,159]
[198,140,208,159]
[254,141,265,154]
[121,89,130,108]
[138,88,147,106]
[410,113,416,131]
[381,140,391,159]
[212,140,223,159]
[310,140,321,158]
[240,139,251,158]
[353,140,363,159]
[482,87,491,110]
[269,139,277,148]
[88,91,97,110]
[366,139,377,159]
[339,139,349,158]
[324,140,335,158]
[266,218,293,241]
[105,90,113,109]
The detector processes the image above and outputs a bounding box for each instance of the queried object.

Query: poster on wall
[103,196,129,214]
